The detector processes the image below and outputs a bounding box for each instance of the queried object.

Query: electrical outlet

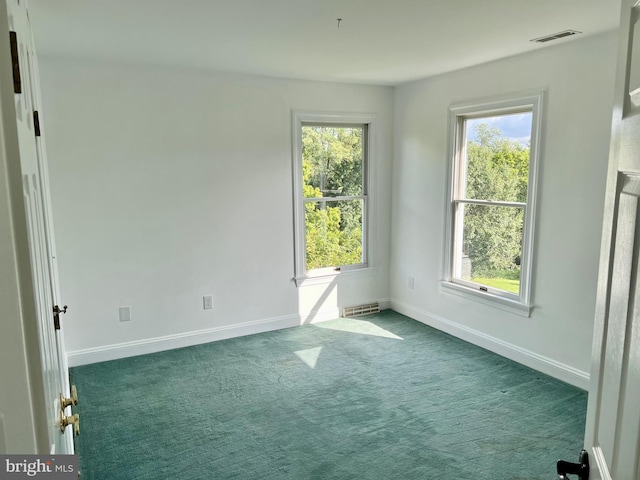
[408,276,415,290]
[203,295,214,310]
[119,306,131,322]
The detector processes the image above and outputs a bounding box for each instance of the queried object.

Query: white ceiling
[27,0,621,86]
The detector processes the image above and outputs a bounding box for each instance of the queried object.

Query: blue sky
[467,112,532,146]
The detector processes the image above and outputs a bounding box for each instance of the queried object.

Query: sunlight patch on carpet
[316,319,403,340]
[294,346,323,368]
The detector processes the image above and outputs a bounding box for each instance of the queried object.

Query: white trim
[442,91,545,310]
[440,281,531,317]
[67,301,388,367]
[291,111,377,285]
[378,298,391,310]
[294,266,379,287]
[66,297,397,366]
[294,273,340,287]
[455,198,526,208]
[67,314,301,366]
[389,298,589,390]
[300,307,342,325]
[590,446,613,480]
[304,195,365,202]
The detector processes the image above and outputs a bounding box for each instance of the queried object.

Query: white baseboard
[378,298,391,310]
[67,306,352,367]
[67,314,298,366]
[591,446,613,480]
[390,298,590,390]
[300,307,341,325]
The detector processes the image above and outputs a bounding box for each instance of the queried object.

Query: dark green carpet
[71,310,587,479]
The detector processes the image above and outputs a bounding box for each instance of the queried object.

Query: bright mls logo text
[1,455,77,479]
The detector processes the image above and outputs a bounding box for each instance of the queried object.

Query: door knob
[60,385,78,409]
[60,412,80,436]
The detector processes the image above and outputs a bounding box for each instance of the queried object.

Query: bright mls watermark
[1,456,77,479]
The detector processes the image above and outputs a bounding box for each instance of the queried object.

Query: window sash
[304,197,367,271]
[301,123,369,199]
[451,202,525,297]
[452,181,528,298]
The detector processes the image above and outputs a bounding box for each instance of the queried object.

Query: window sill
[294,267,377,287]
[440,281,532,317]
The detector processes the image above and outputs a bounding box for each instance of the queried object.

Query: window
[292,112,375,285]
[443,93,543,314]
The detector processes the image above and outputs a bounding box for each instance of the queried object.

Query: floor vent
[531,30,581,43]
[342,302,380,318]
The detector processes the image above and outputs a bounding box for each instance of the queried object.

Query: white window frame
[441,92,544,316]
[292,111,376,287]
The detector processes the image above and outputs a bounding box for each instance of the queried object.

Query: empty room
[2,0,639,478]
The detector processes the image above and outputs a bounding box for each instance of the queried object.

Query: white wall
[390,31,618,388]
[39,59,393,363]
[39,31,617,387]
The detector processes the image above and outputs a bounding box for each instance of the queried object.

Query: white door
[4,0,73,454]
[583,0,640,478]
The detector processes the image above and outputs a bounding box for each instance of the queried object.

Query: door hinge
[9,31,21,94]
[33,111,41,137]
[53,305,67,331]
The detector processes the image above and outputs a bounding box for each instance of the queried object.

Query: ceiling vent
[530,30,582,43]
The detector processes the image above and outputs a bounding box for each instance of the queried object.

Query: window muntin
[446,94,542,309]
[293,117,371,282]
